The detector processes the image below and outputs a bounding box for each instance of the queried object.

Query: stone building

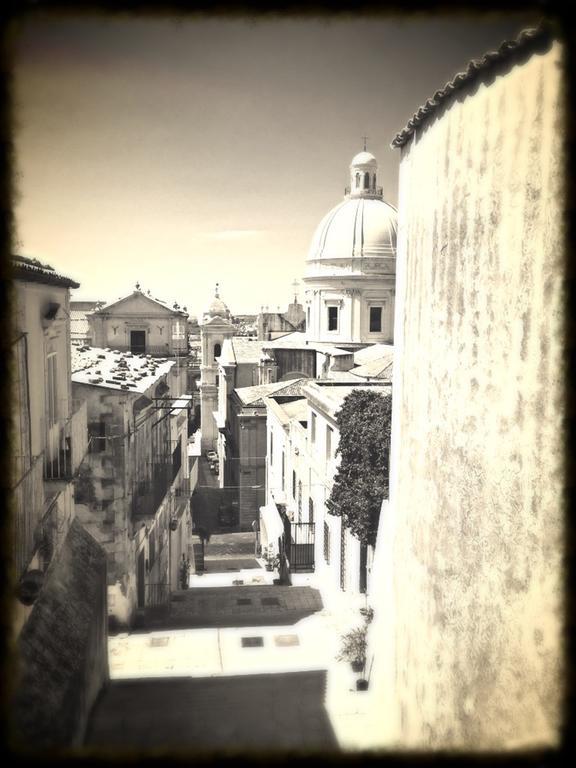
[366,25,563,750]
[10,256,108,748]
[304,149,397,347]
[262,381,391,608]
[198,285,235,452]
[257,295,306,341]
[225,379,308,531]
[70,299,102,345]
[87,284,189,359]
[72,346,193,628]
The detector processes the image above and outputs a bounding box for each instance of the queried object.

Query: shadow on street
[84,670,338,753]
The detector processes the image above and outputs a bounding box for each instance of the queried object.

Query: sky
[12,12,537,315]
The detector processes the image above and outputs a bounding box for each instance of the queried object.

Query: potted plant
[336,626,367,674]
[265,552,280,572]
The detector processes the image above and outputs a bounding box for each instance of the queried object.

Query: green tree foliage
[326,389,392,547]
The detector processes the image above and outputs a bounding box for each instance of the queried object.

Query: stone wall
[368,41,564,749]
[11,519,108,749]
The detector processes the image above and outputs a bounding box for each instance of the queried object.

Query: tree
[326,389,392,547]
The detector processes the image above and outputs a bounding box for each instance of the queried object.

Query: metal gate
[289,521,315,572]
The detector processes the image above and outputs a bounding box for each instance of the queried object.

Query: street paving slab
[85,670,338,753]
[132,584,324,631]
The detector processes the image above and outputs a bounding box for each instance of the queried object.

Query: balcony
[43,400,88,481]
[12,454,45,577]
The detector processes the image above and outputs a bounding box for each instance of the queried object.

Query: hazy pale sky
[12,12,535,315]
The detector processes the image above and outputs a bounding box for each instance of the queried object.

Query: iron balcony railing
[145,582,170,607]
[43,400,88,481]
[12,453,45,577]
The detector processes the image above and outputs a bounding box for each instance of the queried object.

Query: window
[172,320,185,340]
[89,421,106,453]
[327,306,338,332]
[369,306,383,333]
[372,173,376,189]
[308,497,314,524]
[292,470,296,499]
[46,352,58,426]
[214,343,221,359]
[270,431,274,466]
[364,171,370,189]
[311,412,316,443]
[281,452,285,491]
[172,441,182,480]
[297,481,302,522]
[323,521,330,564]
[306,307,310,328]
[326,425,333,461]
[355,172,360,189]
[149,529,156,567]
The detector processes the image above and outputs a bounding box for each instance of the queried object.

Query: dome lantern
[346,141,382,200]
[205,282,231,320]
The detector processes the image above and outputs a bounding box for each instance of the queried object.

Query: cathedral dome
[350,150,377,167]
[306,148,397,268]
[307,197,397,263]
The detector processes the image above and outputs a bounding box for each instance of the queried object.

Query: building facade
[367,26,563,749]
[72,347,193,628]
[262,380,391,604]
[87,284,189,358]
[257,297,306,341]
[198,286,235,452]
[10,256,108,748]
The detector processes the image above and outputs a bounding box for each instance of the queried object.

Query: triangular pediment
[201,315,234,329]
[93,291,184,317]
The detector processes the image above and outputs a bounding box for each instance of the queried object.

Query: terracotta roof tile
[391,24,555,149]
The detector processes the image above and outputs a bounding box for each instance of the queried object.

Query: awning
[259,503,285,544]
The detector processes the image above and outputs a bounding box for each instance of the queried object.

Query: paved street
[85,671,337,752]
[133,584,323,631]
[87,530,376,753]
[193,531,260,573]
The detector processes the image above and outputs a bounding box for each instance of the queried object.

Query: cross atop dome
[361,134,369,151]
[215,282,220,298]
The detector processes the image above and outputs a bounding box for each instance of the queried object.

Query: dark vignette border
[0,1,572,766]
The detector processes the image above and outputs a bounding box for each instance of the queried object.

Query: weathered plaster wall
[12,519,108,748]
[370,43,564,749]
[73,384,137,627]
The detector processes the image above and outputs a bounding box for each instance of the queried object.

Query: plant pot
[356,679,369,691]
[351,660,364,673]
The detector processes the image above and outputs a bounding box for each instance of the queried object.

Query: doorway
[137,549,146,609]
[130,330,146,355]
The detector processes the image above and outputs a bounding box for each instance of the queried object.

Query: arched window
[355,172,360,188]
[372,173,376,189]
[214,343,221,359]
[364,172,370,189]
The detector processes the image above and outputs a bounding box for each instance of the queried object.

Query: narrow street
[84,530,372,753]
